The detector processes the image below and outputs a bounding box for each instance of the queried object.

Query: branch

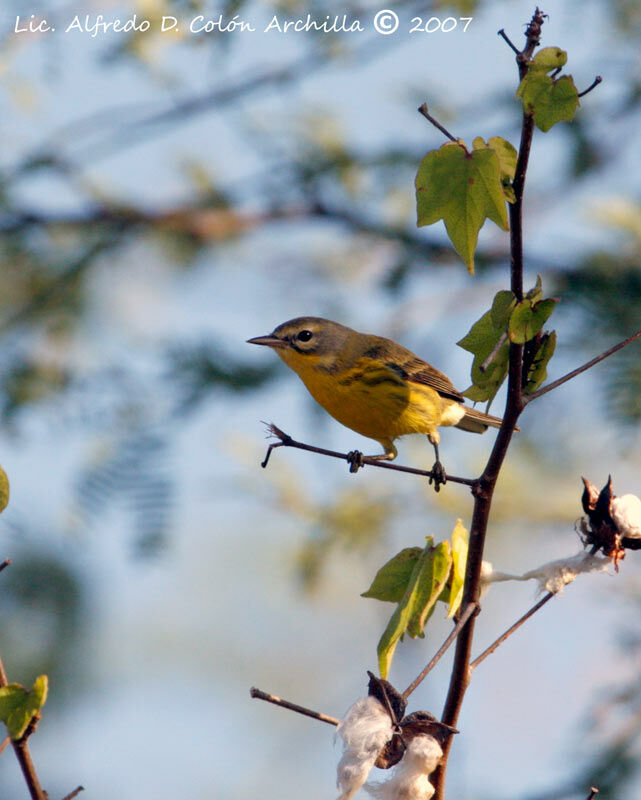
[469,592,554,670]
[402,602,478,699]
[60,786,85,800]
[586,789,599,800]
[260,424,476,488]
[432,11,543,798]
[578,77,602,98]
[526,328,641,401]
[250,687,339,726]
[417,104,457,142]
[0,656,47,800]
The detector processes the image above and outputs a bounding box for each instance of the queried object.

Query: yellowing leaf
[524,331,557,394]
[447,520,468,618]
[0,466,8,514]
[530,46,568,72]
[416,141,509,273]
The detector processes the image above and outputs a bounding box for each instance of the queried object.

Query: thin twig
[526,328,641,402]
[586,788,599,800]
[578,76,602,97]
[60,786,85,800]
[470,592,554,670]
[480,331,508,372]
[417,104,457,143]
[250,687,339,726]
[261,424,476,488]
[0,736,10,756]
[0,559,11,573]
[403,602,478,700]
[497,28,520,55]
[0,655,47,800]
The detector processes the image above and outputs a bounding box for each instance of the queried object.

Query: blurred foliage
[0,555,83,697]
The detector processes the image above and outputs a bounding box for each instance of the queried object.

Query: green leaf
[1,676,48,740]
[476,137,518,204]
[458,302,511,406]
[416,141,509,273]
[524,330,557,394]
[490,290,517,329]
[0,685,27,722]
[0,466,9,514]
[446,520,468,618]
[376,538,453,678]
[361,547,422,603]
[508,298,557,344]
[407,541,452,637]
[526,274,543,304]
[517,71,580,132]
[530,46,568,72]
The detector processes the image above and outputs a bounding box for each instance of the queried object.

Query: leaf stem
[260,423,476,487]
[60,787,85,800]
[526,328,641,401]
[249,687,339,726]
[417,104,457,143]
[497,28,520,55]
[470,592,554,670]
[402,602,478,700]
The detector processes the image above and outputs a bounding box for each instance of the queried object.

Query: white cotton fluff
[336,696,394,800]
[520,551,610,594]
[366,735,442,800]
[610,494,641,539]
[481,552,610,595]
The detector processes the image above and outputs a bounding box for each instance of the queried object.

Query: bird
[248,316,504,486]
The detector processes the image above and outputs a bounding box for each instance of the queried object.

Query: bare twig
[261,424,476,488]
[480,331,508,373]
[586,789,599,800]
[250,687,339,726]
[578,77,602,97]
[60,786,85,800]
[0,656,47,800]
[470,592,554,670]
[526,328,641,401]
[497,28,520,55]
[0,559,11,573]
[0,736,10,756]
[417,104,457,142]
[403,602,478,699]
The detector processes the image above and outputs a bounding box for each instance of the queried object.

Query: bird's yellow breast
[279,350,459,443]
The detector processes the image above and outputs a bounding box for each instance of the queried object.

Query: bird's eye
[296,330,313,342]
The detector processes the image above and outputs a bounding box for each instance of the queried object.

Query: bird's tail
[456,406,513,434]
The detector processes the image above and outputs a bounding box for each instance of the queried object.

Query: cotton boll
[336,696,394,800]
[610,494,641,539]
[366,735,442,800]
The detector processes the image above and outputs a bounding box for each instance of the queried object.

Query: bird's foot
[428,460,447,492]
[346,450,365,473]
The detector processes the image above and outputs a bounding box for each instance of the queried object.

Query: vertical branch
[0,655,47,800]
[432,10,544,799]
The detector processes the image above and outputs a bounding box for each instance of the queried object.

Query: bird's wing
[360,338,464,403]
[402,357,465,402]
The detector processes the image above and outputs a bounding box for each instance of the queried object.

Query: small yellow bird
[248,317,504,483]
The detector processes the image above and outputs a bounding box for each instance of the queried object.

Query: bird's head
[247,317,354,373]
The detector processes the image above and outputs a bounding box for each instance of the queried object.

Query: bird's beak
[246,334,288,350]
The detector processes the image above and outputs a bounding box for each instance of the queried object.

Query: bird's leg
[346,441,397,474]
[428,438,447,492]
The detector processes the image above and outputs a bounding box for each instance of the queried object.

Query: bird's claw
[346,450,365,473]
[429,460,447,492]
